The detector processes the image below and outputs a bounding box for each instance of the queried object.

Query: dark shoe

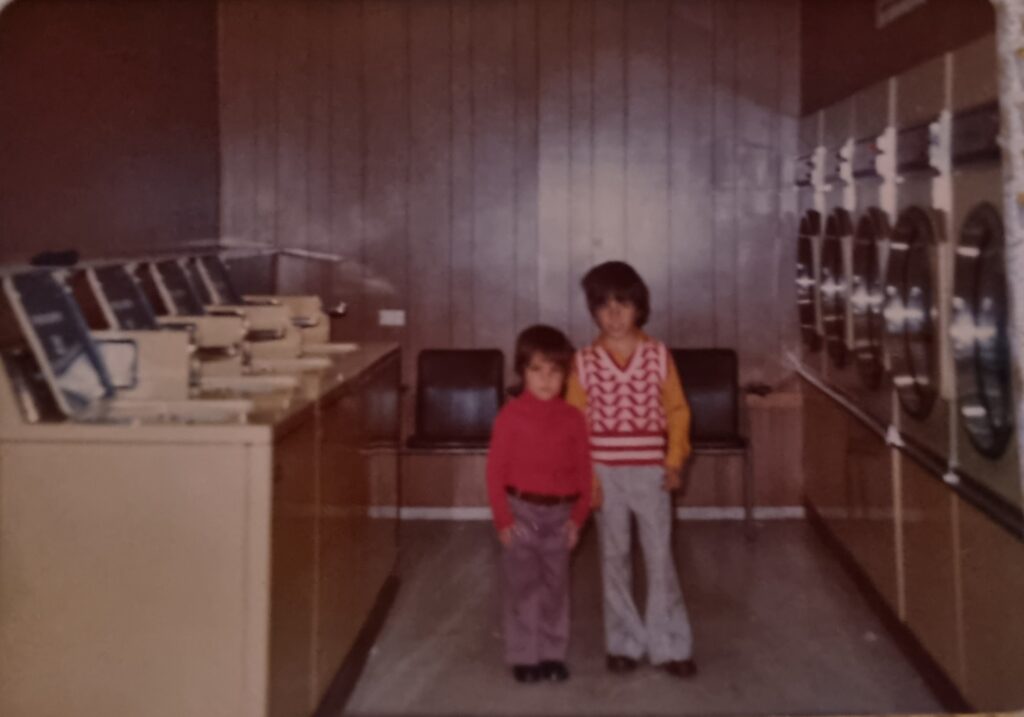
[662,658,697,678]
[539,660,570,682]
[606,654,639,673]
[512,664,542,683]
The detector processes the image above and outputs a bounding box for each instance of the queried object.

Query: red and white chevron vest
[575,339,668,466]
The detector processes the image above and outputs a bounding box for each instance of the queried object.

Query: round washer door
[884,206,939,419]
[851,208,889,389]
[821,209,852,368]
[951,201,1014,459]
[797,210,822,352]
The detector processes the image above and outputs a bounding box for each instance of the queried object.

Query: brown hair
[513,324,574,378]
[580,261,650,327]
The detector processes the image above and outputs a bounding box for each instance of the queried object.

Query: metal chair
[671,348,755,540]
[407,349,504,451]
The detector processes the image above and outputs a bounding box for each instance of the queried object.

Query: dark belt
[505,486,579,506]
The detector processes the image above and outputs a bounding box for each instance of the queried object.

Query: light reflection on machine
[821,209,852,369]
[884,206,941,421]
[797,209,823,354]
[950,202,1012,458]
[850,208,889,390]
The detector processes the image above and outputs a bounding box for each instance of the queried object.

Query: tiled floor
[344,520,943,716]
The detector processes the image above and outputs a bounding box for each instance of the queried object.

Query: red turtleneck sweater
[486,391,593,530]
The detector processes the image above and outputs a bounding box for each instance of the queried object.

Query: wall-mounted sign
[876,0,929,27]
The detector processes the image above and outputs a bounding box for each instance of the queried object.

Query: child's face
[594,298,639,339]
[523,354,565,401]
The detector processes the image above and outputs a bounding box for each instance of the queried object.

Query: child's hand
[565,521,579,550]
[498,524,515,547]
[591,476,603,509]
[663,467,682,492]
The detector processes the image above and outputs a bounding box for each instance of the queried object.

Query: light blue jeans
[595,464,694,663]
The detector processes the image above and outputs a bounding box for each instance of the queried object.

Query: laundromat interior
[2,0,1024,715]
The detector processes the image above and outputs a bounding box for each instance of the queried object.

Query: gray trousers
[595,464,694,664]
[502,497,573,665]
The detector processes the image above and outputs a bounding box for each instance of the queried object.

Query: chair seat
[692,436,748,452]
[406,436,491,452]
[413,349,505,452]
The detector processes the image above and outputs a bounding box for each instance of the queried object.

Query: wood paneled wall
[219,0,800,386]
[0,0,220,262]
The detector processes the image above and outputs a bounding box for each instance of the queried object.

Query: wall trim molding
[367,505,806,521]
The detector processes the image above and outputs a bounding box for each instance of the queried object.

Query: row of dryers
[794,33,1023,517]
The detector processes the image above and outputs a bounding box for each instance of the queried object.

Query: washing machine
[796,111,825,376]
[948,35,1023,512]
[820,98,858,398]
[849,79,898,427]
[886,54,954,467]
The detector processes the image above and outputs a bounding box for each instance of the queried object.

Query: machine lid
[884,205,939,419]
[154,260,206,316]
[797,210,822,353]
[3,271,115,418]
[92,265,159,331]
[822,209,852,368]
[200,254,244,305]
[951,202,1014,459]
[184,259,215,305]
[851,208,890,389]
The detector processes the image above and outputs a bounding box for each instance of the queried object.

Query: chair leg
[742,446,756,541]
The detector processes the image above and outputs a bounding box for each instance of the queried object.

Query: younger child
[487,325,592,684]
[567,261,697,678]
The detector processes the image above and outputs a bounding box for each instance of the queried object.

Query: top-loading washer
[796,111,825,377]
[948,34,1023,513]
[820,98,858,399]
[886,53,954,467]
[850,79,898,428]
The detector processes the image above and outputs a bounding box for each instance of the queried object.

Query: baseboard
[367,505,806,521]
[804,500,971,713]
[678,505,805,520]
[313,574,400,717]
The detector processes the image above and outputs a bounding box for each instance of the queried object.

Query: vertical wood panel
[625,0,671,340]
[362,0,409,344]
[0,1,219,262]
[591,0,626,264]
[450,0,475,347]
[409,0,453,361]
[776,0,801,364]
[328,0,366,339]
[305,0,333,296]
[711,0,739,349]
[472,0,517,356]
[514,0,540,332]
[568,0,594,347]
[669,0,714,347]
[253,0,279,252]
[736,0,787,383]
[218,0,258,244]
[274,1,310,293]
[537,0,572,330]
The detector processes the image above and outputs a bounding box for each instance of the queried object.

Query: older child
[487,325,593,683]
[566,261,696,678]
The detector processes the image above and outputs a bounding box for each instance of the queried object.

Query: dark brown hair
[580,261,650,327]
[513,324,574,378]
